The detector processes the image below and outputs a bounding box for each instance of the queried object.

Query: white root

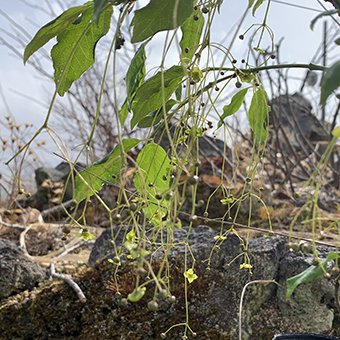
[49,263,86,303]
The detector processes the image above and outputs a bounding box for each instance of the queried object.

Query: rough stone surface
[0,239,46,299]
[0,226,338,339]
[269,93,330,156]
[277,250,335,333]
[20,161,85,211]
[89,226,338,338]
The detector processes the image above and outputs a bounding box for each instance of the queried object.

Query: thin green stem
[202,63,326,74]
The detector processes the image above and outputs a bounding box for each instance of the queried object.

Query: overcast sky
[0,0,338,174]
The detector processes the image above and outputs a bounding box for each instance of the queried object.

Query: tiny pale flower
[184,268,198,283]
[240,263,253,270]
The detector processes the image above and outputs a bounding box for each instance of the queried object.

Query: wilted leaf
[74,138,140,202]
[131,66,184,128]
[320,60,340,106]
[131,0,194,43]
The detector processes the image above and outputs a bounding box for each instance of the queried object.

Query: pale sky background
[0,0,339,190]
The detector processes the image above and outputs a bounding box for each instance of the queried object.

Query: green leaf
[332,126,340,139]
[175,84,182,101]
[126,43,147,100]
[51,5,113,96]
[248,0,255,7]
[137,99,178,128]
[93,0,109,23]
[218,88,249,128]
[131,66,184,128]
[252,0,266,16]
[248,86,270,145]
[180,8,204,65]
[131,0,194,43]
[120,42,147,125]
[286,252,340,299]
[24,2,93,63]
[134,143,171,223]
[120,99,129,125]
[74,138,140,202]
[320,60,340,106]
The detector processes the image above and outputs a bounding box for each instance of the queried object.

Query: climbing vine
[6,0,340,338]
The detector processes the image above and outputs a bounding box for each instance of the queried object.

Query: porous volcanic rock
[0,239,46,299]
[0,226,338,339]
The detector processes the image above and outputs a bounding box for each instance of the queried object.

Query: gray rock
[88,225,215,266]
[89,225,337,338]
[0,239,46,299]
[155,122,231,158]
[277,250,335,333]
[269,93,330,157]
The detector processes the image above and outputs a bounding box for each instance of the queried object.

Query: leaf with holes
[51,4,113,96]
[131,66,184,128]
[248,86,270,145]
[131,0,194,43]
[74,138,140,203]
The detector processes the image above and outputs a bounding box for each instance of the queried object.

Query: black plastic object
[273,334,339,340]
